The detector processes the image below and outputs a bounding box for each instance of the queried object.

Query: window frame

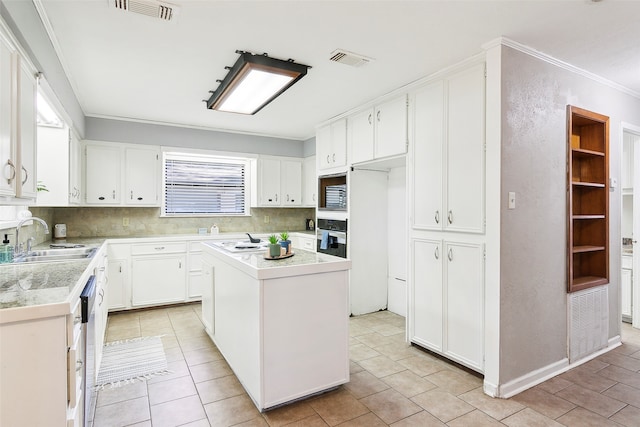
[161,151,251,217]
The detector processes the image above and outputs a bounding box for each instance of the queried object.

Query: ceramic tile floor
[92,303,640,427]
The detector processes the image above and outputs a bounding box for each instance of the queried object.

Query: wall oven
[317,218,347,258]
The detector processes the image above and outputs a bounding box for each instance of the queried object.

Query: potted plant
[268,234,281,258]
[279,231,291,254]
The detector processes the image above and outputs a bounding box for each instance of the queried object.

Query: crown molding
[486,36,640,100]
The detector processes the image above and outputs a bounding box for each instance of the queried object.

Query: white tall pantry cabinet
[409,62,486,372]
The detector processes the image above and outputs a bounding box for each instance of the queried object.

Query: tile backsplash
[30,206,315,239]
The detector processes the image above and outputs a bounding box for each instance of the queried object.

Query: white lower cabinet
[188,241,204,299]
[411,238,484,372]
[131,242,186,307]
[201,254,215,335]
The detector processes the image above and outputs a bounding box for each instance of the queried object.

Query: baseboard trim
[492,336,622,398]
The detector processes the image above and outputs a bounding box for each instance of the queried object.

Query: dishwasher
[80,275,97,426]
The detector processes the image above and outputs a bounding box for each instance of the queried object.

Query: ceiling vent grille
[111,0,178,22]
[329,49,373,67]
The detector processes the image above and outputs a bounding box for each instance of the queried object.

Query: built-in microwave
[318,173,347,211]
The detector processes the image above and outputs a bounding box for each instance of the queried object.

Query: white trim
[489,36,640,100]
[496,337,621,398]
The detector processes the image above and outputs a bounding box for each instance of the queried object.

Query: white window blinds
[163,154,248,215]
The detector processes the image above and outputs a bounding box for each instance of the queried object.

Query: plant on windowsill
[268,234,281,258]
[279,231,291,254]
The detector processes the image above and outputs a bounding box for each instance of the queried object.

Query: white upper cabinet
[16,56,37,200]
[302,155,316,207]
[348,109,374,164]
[281,159,302,206]
[84,141,160,206]
[412,63,485,234]
[0,32,38,203]
[68,130,81,204]
[317,118,347,172]
[85,142,121,204]
[125,147,159,205]
[348,95,408,164]
[256,156,302,207]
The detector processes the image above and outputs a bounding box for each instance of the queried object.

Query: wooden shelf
[573,215,605,220]
[572,276,610,291]
[567,106,609,293]
[572,245,606,253]
[572,181,605,188]
[572,148,605,157]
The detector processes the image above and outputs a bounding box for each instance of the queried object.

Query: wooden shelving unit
[567,106,609,293]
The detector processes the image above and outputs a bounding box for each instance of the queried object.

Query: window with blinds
[163,153,249,216]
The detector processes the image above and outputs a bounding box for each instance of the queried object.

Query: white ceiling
[37,0,640,141]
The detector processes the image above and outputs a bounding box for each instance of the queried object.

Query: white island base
[201,243,351,411]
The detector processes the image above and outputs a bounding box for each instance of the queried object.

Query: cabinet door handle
[447,210,453,224]
[178,260,182,269]
[287,194,290,202]
[155,246,165,250]
[130,190,133,200]
[21,165,28,185]
[312,194,316,202]
[98,196,105,200]
[448,248,453,262]
[275,194,278,202]
[112,190,116,199]
[377,110,381,122]
[434,246,439,260]
[368,113,372,125]
[326,155,330,164]
[137,197,143,201]
[435,210,440,224]
[5,159,16,184]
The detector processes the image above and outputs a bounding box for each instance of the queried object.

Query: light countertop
[202,242,351,280]
[0,232,320,322]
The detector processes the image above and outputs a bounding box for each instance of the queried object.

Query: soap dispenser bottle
[1,234,13,264]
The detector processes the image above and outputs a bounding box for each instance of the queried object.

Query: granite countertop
[0,232,318,320]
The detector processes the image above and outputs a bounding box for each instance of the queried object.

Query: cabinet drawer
[131,242,186,255]
[622,255,633,270]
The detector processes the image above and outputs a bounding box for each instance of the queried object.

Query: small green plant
[36,181,49,192]
[279,231,289,241]
[268,234,279,245]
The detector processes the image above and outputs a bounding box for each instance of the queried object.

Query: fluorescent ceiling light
[206,51,310,115]
[37,92,63,128]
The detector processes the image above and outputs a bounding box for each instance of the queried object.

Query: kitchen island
[201,242,351,411]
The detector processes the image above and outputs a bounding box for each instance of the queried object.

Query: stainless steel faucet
[14,217,50,256]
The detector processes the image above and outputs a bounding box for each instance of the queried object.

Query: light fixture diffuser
[206,51,310,115]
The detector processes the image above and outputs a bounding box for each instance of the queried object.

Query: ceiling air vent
[111,0,179,22]
[329,49,373,67]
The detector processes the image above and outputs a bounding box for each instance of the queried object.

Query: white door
[0,40,15,198]
[411,239,443,351]
[445,63,485,233]
[16,59,37,199]
[131,255,186,306]
[412,80,443,230]
[375,96,407,159]
[387,166,407,316]
[444,241,484,370]
[85,143,121,204]
[348,108,374,164]
[629,128,640,329]
[259,158,281,205]
[302,156,316,207]
[281,160,301,206]
[126,147,158,205]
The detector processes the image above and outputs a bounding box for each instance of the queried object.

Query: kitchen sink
[12,247,97,264]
